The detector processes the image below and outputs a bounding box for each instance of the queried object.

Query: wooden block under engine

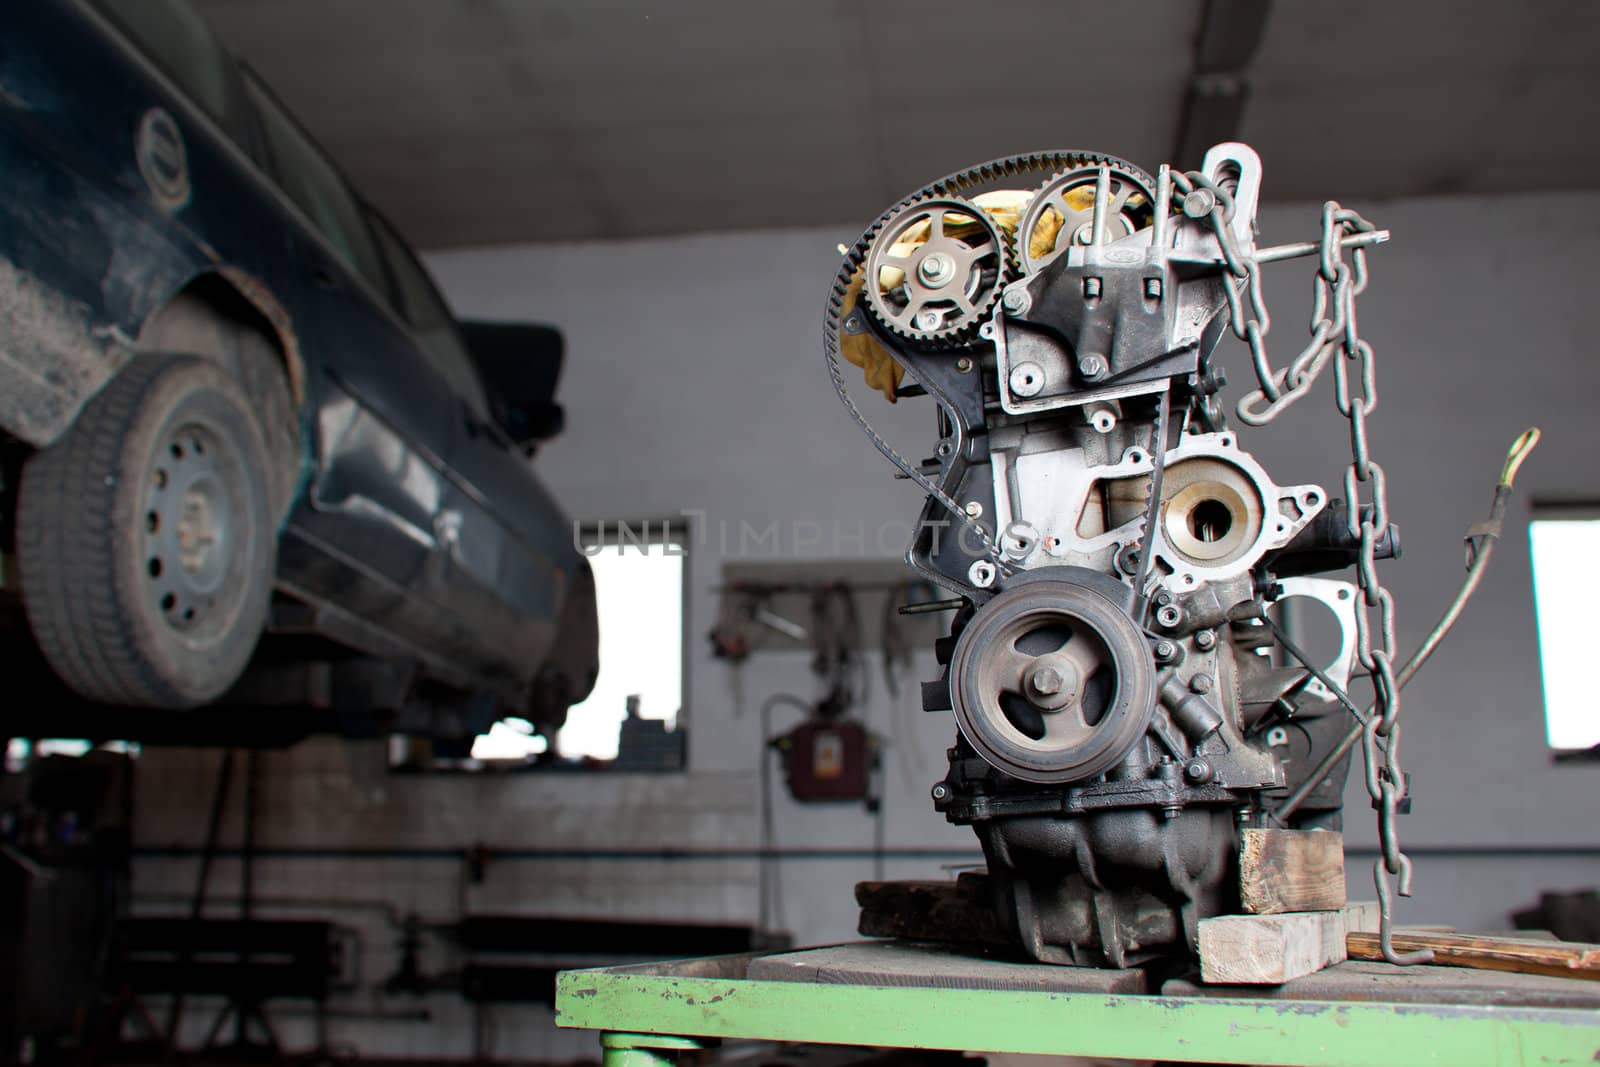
[1239,827,1346,914]
[1199,904,1375,985]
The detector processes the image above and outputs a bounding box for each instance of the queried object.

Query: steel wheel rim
[141,420,243,634]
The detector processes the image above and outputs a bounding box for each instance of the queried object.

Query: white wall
[131,191,1600,1058]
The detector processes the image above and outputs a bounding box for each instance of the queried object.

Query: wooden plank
[1199,905,1372,984]
[1239,828,1346,914]
[1347,930,1600,982]
[1164,958,1600,1009]
[748,940,1145,994]
[607,952,760,980]
[855,873,1013,949]
[1347,899,1380,933]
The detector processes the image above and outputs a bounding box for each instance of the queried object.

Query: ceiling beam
[1172,0,1274,169]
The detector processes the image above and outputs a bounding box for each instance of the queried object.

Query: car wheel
[17,353,278,707]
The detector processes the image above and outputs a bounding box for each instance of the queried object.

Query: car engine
[823,144,1414,967]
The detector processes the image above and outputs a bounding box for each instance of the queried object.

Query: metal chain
[1173,172,1429,965]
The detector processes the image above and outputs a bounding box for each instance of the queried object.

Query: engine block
[825,144,1402,966]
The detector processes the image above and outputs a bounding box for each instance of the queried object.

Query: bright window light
[469,718,549,761]
[5,739,139,771]
[557,530,685,761]
[1529,514,1600,750]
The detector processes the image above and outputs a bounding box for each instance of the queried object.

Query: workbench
[555,940,1600,1066]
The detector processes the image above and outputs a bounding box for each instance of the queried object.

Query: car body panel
[0,0,596,717]
[0,2,281,444]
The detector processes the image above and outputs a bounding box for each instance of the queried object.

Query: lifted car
[0,0,597,741]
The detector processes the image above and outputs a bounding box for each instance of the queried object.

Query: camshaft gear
[862,197,1009,344]
[1016,164,1158,274]
[822,150,1163,576]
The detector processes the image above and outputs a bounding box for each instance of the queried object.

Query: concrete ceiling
[195,0,1600,250]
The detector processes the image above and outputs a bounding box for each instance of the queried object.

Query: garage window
[1529,508,1600,752]
[557,521,686,762]
[6,739,139,771]
[457,520,687,768]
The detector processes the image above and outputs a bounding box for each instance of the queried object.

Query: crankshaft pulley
[948,574,1156,784]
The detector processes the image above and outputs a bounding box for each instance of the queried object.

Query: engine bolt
[1002,288,1030,314]
[1079,354,1107,381]
[1194,629,1217,651]
[955,356,974,373]
[1083,277,1103,299]
[1029,665,1064,696]
[919,252,954,286]
[931,783,950,801]
[1183,188,1217,218]
[1153,640,1177,662]
[1190,672,1215,695]
[916,309,944,332]
[964,500,983,518]
[1184,759,1213,783]
[1156,604,1183,629]
[1009,361,1046,398]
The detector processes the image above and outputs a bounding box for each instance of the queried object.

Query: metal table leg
[601,1031,713,1066]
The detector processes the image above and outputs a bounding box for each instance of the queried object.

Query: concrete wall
[130,190,1600,1058]
[132,743,758,1060]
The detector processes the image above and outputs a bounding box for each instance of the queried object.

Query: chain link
[1175,174,1428,965]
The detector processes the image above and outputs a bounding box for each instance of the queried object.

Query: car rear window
[96,0,243,135]
[243,72,387,294]
[368,211,490,418]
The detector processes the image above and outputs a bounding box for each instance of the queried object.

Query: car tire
[17,353,278,707]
